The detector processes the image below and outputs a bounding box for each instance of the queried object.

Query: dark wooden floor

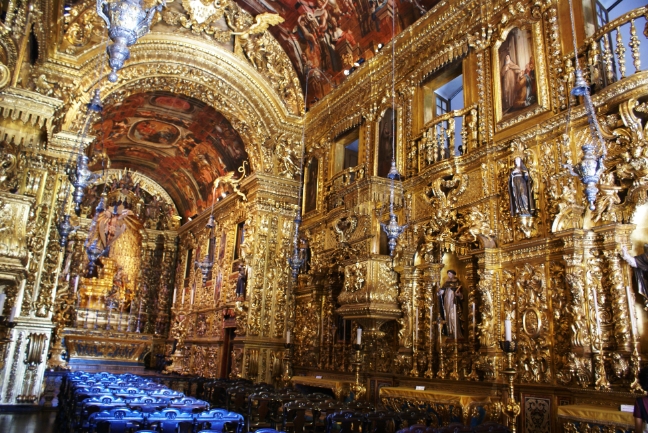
[0,410,57,433]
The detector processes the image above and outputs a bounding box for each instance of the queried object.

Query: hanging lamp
[563,0,606,210]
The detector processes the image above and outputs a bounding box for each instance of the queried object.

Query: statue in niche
[509,156,535,217]
[235,263,248,300]
[437,270,464,338]
[621,244,648,299]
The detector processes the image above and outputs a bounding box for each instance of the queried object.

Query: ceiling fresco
[91,91,250,219]
[238,0,439,101]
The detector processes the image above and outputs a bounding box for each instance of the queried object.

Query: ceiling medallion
[182,0,229,25]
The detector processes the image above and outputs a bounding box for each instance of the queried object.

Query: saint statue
[509,156,535,217]
[621,245,648,299]
[235,263,248,300]
[437,270,464,338]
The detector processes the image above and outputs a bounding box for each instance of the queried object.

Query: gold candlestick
[436,316,447,379]
[280,343,293,387]
[449,336,460,380]
[350,343,366,400]
[500,340,520,433]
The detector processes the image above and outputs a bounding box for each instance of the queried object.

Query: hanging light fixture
[96,0,170,82]
[288,68,333,280]
[57,89,103,248]
[563,0,606,210]
[380,3,407,257]
[196,212,216,285]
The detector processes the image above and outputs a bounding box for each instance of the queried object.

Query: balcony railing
[566,6,648,101]
[414,105,478,172]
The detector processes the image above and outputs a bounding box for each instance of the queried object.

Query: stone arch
[58,37,302,176]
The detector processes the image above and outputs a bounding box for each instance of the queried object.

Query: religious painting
[214,271,223,302]
[377,108,395,178]
[218,231,227,262]
[498,27,536,116]
[92,91,251,220]
[304,157,319,213]
[493,23,549,130]
[130,120,181,145]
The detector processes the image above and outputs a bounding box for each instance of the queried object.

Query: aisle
[0,410,57,433]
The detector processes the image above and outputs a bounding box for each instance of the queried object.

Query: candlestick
[356,328,362,345]
[343,320,346,342]
[472,302,476,335]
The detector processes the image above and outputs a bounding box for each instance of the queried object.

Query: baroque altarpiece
[0,0,647,428]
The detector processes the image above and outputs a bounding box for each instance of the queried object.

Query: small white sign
[315,376,323,379]
[620,404,634,413]
[415,386,425,391]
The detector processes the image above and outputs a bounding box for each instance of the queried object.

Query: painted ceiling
[237,0,439,101]
[91,91,250,219]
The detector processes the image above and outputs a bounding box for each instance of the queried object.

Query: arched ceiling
[236,0,440,101]
[91,91,250,219]
[55,0,438,105]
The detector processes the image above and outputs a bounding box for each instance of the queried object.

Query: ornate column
[554,229,595,388]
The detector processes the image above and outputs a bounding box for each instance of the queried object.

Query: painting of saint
[377,108,395,178]
[305,157,319,213]
[130,120,180,145]
[218,231,227,262]
[498,27,537,116]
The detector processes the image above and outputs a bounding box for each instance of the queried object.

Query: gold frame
[492,21,550,131]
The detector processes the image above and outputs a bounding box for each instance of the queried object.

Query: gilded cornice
[0,87,63,129]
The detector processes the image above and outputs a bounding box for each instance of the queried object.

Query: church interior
[0,0,647,431]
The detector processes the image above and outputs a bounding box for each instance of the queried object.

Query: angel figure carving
[213,161,248,201]
[86,202,138,258]
[225,8,284,66]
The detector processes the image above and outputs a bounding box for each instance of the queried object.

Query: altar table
[379,387,499,426]
[290,376,350,400]
[557,404,634,432]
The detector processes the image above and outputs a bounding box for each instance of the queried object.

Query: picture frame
[492,21,550,131]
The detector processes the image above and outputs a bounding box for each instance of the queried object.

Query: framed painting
[304,157,319,214]
[492,22,549,131]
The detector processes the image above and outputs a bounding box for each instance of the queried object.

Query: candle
[429,306,433,343]
[627,286,637,339]
[73,276,80,294]
[181,286,185,305]
[592,286,602,337]
[191,284,195,305]
[356,328,362,345]
[0,293,6,316]
[453,304,458,339]
[504,318,512,342]
[172,287,177,305]
[415,308,419,341]
[8,306,16,322]
[472,303,476,338]
[286,330,291,344]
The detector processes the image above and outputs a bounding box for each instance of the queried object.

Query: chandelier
[563,0,607,210]
[380,6,407,256]
[96,0,170,82]
[196,215,216,285]
[57,89,103,248]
